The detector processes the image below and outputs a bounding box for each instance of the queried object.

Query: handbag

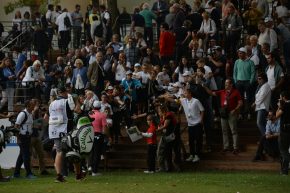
[164,133,175,142]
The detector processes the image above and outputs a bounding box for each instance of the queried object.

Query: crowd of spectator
[0,0,290,181]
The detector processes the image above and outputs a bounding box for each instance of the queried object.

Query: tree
[4,0,60,15]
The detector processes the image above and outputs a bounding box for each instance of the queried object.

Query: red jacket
[159,31,175,57]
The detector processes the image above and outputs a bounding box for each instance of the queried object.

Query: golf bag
[61,116,94,163]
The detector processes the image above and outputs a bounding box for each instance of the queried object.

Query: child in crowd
[140,114,158,173]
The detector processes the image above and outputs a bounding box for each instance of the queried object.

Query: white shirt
[199,19,216,35]
[180,97,204,126]
[157,72,170,86]
[258,28,278,52]
[22,66,45,86]
[174,66,194,83]
[255,82,271,111]
[115,62,131,81]
[137,71,150,84]
[249,54,260,66]
[55,12,73,32]
[48,98,68,139]
[266,65,284,89]
[16,109,33,135]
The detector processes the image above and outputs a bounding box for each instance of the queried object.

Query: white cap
[182,71,191,77]
[107,86,113,90]
[238,47,246,53]
[134,63,141,67]
[264,17,273,23]
[93,100,101,109]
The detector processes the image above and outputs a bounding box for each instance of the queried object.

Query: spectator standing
[55,9,73,54]
[1,58,16,114]
[130,7,145,38]
[275,91,290,175]
[71,59,88,95]
[265,53,284,110]
[233,47,255,119]
[140,114,158,173]
[71,4,83,49]
[258,21,278,53]
[222,4,243,57]
[99,5,112,44]
[13,100,36,179]
[159,23,175,66]
[252,73,271,135]
[152,0,168,39]
[210,79,243,153]
[256,0,269,18]
[140,3,157,48]
[181,88,204,163]
[45,4,54,48]
[87,51,105,97]
[242,1,262,35]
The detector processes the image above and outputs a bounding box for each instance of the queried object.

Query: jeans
[256,135,279,158]
[14,135,32,176]
[256,109,268,135]
[236,80,251,115]
[157,137,173,171]
[221,113,239,149]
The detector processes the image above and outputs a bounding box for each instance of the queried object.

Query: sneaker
[55,174,66,183]
[92,172,102,177]
[76,172,86,181]
[192,155,200,163]
[232,149,240,155]
[26,174,37,179]
[186,155,194,162]
[12,174,21,179]
[143,170,154,174]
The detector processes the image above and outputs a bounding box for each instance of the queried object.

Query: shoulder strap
[20,111,28,127]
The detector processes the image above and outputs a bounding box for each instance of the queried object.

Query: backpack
[64,13,72,28]
[41,15,48,29]
[94,22,103,37]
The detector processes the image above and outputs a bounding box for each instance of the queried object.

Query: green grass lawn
[0,170,289,193]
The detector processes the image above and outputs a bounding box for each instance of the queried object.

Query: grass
[0,170,289,193]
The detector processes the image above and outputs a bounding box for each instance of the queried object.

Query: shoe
[143,170,154,174]
[12,174,21,178]
[222,148,231,153]
[40,170,50,175]
[26,174,37,179]
[192,155,200,163]
[0,176,10,182]
[76,172,87,181]
[55,174,66,183]
[186,155,194,162]
[92,172,102,176]
[232,149,239,155]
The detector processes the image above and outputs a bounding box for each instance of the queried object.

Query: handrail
[0,29,28,51]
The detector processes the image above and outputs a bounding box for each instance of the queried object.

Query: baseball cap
[238,47,246,53]
[93,100,101,109]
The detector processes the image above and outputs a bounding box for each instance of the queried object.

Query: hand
[251,103,256,109]
[230,109,237,115]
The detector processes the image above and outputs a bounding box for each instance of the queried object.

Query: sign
[126,126,142,143]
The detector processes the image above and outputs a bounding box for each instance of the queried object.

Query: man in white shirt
[180,88,204,163]
[258,21,278,52]
[55,8,73,53]
[252,73,271,135]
